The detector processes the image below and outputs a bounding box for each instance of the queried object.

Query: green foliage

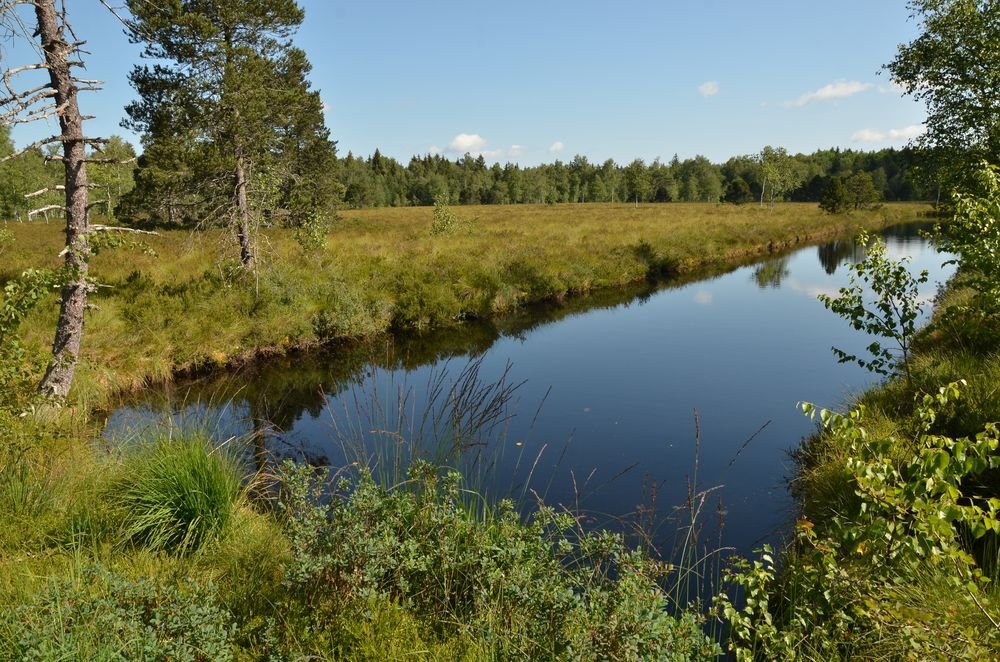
[88,136,137,222]
[0,225,12,258]
[845,171,882,210]
[342,145,927,209]
[123,0,340,239]
[430,194,471,236]
[0,269,58,413]
[819,176,851,214]
[277,460,721,660]
[110,433,244,554]
[758,145,805,207]
[934,164,1000,314]
[293,209,332,253]
[720,384,1000,660]
[724,176,753,204]
[1,565,235,661]
[311,276,393,340]
[886,0,1000,197]
[819,173,882,214]
[818,231,929,381]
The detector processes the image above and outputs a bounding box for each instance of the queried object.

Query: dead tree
[2,1,123,400]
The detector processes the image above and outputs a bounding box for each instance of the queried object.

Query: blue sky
[4,0,927,165]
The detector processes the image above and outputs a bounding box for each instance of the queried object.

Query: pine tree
[819,177,851,214]
[122,0,339,267]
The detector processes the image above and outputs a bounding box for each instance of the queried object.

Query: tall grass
[109,431,245,554]
[326,354,524,492]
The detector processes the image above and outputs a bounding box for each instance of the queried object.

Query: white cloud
[448,133,488,153]
[697,80,719,97]
[693,290,713,305]
[320,101,332,112]
[433,134,526,161]
[785,80,874,107]
[548,141,565,154]
[850,124,926,143]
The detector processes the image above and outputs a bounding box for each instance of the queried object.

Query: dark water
[103,222,953,557]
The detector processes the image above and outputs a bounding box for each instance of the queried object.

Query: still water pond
[105,222,953,556]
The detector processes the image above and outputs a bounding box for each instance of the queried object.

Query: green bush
[110,433,243,554]
[818,231,928,382]
[1,565,235,661]
[311,276,393,341]
[720,384,1000,660]
[276,460,721,660]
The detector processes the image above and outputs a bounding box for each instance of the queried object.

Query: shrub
[934,163,1000,315]
[430,195,462,236]
[277,460,721,660]
[818,231,928,382]
[1,565,235,661]
[110,433,243,554]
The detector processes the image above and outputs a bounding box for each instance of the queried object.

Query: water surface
[104,222,953,556]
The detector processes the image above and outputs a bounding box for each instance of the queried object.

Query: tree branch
[0,134,62,162]
[90,224,159,236]
[25,185,65,198]
[28,204,66,216]
[0,80,54,106]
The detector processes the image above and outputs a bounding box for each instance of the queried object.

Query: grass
[1,202,929,409]
[0,408,725,660]
[110,431,245,554]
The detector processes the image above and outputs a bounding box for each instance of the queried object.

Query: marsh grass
[325,354,525,494]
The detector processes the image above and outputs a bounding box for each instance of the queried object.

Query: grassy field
[3,202,929,408]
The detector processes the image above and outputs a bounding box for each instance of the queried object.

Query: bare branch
[90,224,159,236]
[0,87,58,120]
[0,134,62,162]
[0,80,57,105]
[83,156,137,165]
[98,0,138,33]
[2,63,49,87]
[1,97,64,125]
[25,185,65,198]
[28,205,66,217]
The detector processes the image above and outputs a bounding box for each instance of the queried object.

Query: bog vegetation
[3,0,1000,659]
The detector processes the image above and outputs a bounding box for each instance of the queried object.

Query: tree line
[330,145,930,209]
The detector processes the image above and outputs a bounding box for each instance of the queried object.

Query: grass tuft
[110,432,244,554]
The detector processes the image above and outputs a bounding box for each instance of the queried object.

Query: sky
[2,0,928,166]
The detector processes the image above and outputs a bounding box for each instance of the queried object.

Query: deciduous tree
[886,0,1000,195]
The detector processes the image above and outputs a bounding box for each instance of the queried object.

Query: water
[103,222,953,557]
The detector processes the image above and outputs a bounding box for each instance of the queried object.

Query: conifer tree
[122,0,339,267]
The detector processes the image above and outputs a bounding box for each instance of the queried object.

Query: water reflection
[104,221,952,556]
[752,257,790,289]
[817,238,867,275]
